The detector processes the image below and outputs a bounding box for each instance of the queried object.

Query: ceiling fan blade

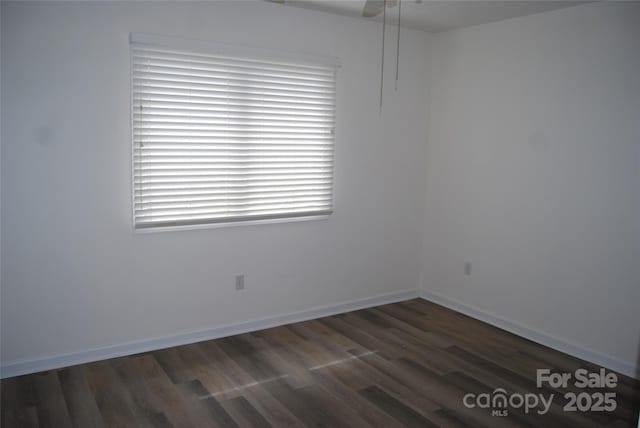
[362,0,385,17]
[362,0,398,18]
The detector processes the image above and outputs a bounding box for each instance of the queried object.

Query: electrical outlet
[464,262,472,276]
[235,274,245,290]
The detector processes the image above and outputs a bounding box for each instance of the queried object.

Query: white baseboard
[419,289,639,380]
[5,288,637,380]
[1,289,418,379]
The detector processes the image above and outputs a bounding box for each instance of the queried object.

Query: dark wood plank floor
[2,299,639,427]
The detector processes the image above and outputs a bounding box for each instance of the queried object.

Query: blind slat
[136,186,333,197]
[134,64,334,89]
[136,190,332,203]
[136,195,333,210]
[137,179,332,189]
[136,85,335,103]
[137,122,332,130]
[134,94,333,112]
[135,201,331,219]
[137,161,332,168]
[135,112,333,122]
[135,106,334,117]
[132,47,334,76]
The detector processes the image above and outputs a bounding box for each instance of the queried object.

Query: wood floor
[2,299,639,427]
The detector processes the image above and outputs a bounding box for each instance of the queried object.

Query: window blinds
[131,34,337,229]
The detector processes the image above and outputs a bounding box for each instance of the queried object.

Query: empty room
[1,0,639,426]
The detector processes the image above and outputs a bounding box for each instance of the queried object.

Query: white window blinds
[131,34,338,230]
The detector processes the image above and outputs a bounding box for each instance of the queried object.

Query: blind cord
[395,0,401,91]
[380,0,387,111]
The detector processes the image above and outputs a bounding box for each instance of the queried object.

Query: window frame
[129,33,340,233]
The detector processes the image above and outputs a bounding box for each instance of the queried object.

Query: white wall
[4,0,639,380]
[0,1,430,367]
[421,2,640,376]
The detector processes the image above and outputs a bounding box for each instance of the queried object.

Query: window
[131,34,338,230]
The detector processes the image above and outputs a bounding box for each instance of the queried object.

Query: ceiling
[278,0,590,33]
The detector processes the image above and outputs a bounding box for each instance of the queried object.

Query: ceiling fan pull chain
[380,0,387,111]
[395,0,401,91]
